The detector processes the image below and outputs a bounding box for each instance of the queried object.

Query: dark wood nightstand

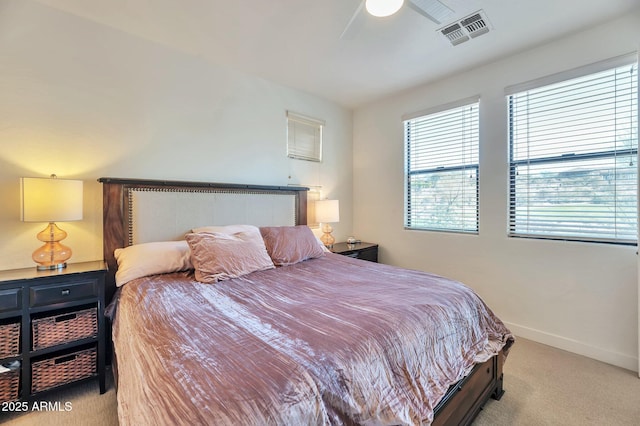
[0,261,106,402]
[330,242,378,263]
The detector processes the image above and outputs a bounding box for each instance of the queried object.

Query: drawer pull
[55,313,77,322]
[61,289,70,296]
[55,354,77,364]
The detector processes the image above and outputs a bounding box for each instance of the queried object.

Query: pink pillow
[185,232,274,283]
[259,226,325,266]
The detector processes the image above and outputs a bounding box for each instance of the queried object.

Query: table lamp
[20,175,83,270]
[315,199,339,248]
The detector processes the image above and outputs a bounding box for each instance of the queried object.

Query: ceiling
[33,0,640,108]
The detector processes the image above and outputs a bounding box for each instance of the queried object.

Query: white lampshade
[20,175,83,270]
[366,0,404,17]
[315,199,339,223]
[21,177,83,222]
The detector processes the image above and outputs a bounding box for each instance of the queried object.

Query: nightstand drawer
[0,322,21,358]
[32,307,98,350]
[0,288,22,313]
[0,368,19,403]
[30,280,98,307]
[31,346,97,393]
[356,247,378,262]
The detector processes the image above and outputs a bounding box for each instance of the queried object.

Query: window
[404,98,479,233]
[287,111,324,162]
[508,56,638,244]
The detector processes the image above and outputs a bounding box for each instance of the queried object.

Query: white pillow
[114,240,193,287]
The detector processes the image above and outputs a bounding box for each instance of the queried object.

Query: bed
[99,177,514,426]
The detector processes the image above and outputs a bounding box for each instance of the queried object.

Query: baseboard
[504,321,638,373]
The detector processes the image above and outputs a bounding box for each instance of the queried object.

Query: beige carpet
[1,337,638,425]
[0,371,117,426]
[474,337,640,425]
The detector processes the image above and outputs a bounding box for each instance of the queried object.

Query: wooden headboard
[99,177,308,303]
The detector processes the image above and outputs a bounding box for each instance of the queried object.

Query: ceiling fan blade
[340,1,366,40]
[407,0,454,24]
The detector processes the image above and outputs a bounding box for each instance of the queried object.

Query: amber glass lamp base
[32,222,72,270]
[320,223,335,248]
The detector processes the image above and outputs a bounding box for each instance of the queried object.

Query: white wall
[353,12,640,371]
[0,0,353,271]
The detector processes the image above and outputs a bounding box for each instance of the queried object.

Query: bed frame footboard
[432,350,505,425]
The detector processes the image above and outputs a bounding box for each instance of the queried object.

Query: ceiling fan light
[366,0,405,18]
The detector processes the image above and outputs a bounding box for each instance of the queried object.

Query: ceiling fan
[341,0,455,39]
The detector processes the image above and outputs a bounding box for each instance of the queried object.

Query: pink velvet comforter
[113,253,513,425]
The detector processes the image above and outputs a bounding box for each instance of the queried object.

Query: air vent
[439,10,491,46]
[460,13,489,38]
[441,23,469,46]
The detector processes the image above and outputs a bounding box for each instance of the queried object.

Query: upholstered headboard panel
[99,177,308,302]
[128,188,298,244]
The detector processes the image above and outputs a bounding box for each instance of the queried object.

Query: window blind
[508,61,638,243]
[404,100,479,233]
[287,111,324,162]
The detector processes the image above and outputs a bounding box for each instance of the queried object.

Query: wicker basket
[31,347,96,393]
[0,367,20,403]
[32,308,97,351]
[0,322,20,358]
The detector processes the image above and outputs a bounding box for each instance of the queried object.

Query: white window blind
[287,111,324,162]
[404,99,479,233]
[508,60,638,244]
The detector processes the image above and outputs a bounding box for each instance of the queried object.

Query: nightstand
[331,242,378,263]
[0,261,106,402]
